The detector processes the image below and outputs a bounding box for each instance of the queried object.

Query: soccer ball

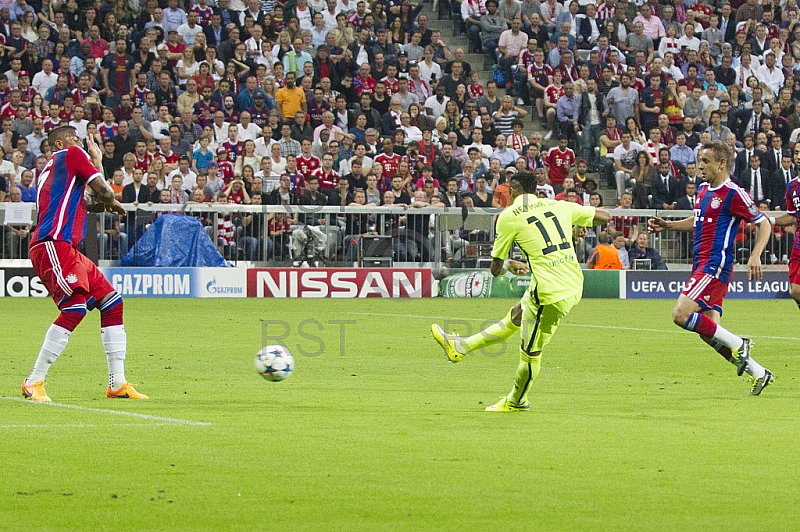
[254,345,295,382]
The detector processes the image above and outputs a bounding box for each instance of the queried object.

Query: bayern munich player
[766,174,800,308]
[22,126,147,402]
[649,141,774,396]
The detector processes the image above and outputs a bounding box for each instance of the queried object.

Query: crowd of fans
[0,0,795,265]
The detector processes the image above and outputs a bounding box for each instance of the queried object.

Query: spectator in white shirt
[236,111,261,141]
[31,59,58,95]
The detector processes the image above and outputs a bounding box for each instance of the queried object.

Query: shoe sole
[431,324,462,363]
[485,403,531,412]
[21,393,51,402]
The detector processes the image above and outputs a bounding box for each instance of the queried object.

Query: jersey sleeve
[66,145,103,184]
[730,187,766,224]
[491,211,515,259]
[787,182,796,215]
[570,203,597,227]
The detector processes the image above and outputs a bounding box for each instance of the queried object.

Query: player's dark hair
[48,125,77,147]
[510,171,537,194]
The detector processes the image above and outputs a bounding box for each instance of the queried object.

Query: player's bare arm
[769,213,797,227]
[490,258,529,277]
[593,208,612,224]
[89,177,126,216]
[648,216,694,233]
[747,218,772,281]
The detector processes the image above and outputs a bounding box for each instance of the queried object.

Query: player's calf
[24,293,87,395]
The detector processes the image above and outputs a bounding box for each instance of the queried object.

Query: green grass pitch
[1,297,798,530]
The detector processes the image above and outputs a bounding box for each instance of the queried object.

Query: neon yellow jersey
[492,195,596,305]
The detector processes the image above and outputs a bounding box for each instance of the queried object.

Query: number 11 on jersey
[527,211,570,255]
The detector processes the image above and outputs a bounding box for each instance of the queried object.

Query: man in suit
[738,154,780,206]
[676,181,697,211]
[771,151,796,210]
[203,13,229,47]
[736,99,767,141]
[650,162,680,209]
[733,134,764,185]
[720,4,737,45]
[217,26,241,66]
[122,171,161,243]
[213,0,240,29]
[576,5,601,50]
[681,162,702,195]
[381,98,403,137]
[762,134,784,176]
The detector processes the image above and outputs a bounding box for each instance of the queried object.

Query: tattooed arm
[89,177,126,216]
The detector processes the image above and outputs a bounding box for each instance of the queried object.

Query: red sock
[100,301,124,328]
[684,312,718,337]
[54,310,85,332]
[695,314,718,337]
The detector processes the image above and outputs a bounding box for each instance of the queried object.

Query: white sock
[744,357,766,379]
[713,324,743,351]
[102,325,127,389]
[27,325,71,384]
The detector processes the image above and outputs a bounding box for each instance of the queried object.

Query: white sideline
[0,423,176,429]
[0,396,213,426]
[351,312,800,342]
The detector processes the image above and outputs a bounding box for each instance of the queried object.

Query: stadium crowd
[0,0,796,265]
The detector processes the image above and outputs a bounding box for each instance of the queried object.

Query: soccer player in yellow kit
[433,171,612,411]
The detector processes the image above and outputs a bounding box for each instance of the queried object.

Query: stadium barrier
[1,203,790,301]
[2,202,788,269]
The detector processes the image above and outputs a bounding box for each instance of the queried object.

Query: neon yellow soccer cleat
[485,397,530,412]
[431,324,463,363]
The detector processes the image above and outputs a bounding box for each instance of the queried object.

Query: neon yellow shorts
[519,290,581,354]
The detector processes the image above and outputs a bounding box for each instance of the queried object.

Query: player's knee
[672,307,691,327]
[99,291,124,328]
[54,293,88,331]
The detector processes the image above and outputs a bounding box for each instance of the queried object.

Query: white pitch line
[0,396,213,426]
[0,423,176,429]
[349,312,800,342]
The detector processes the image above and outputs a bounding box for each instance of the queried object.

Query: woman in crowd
[442,100,461,133]
[177,47,200,90]
[626,117,647,145]
[630,151,656,209]
[431,117,449,148]
[728,84,746,115]
[148,157,169,190]
[407,103,428,131]
[235,140,261,177]
[662,78,685,126]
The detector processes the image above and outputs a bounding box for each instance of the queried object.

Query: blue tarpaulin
[121,214,230,267]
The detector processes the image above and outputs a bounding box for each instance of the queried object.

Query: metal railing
[0,204,791,270]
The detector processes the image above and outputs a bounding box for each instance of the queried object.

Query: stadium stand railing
[0,203,791,271]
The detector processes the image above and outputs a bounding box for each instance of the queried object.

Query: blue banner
[100,268,246,298]
[624,271,791,299]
